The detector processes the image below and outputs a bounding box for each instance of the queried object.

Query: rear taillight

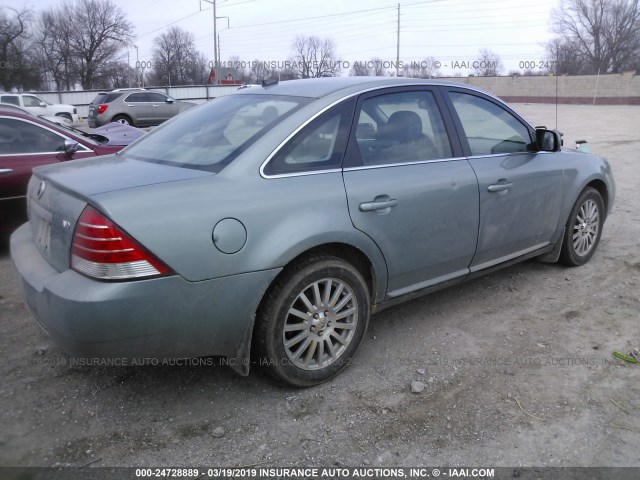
[96,104,108,114]
[71,206,171,281]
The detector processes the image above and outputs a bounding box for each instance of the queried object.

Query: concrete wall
[441,71,640,105]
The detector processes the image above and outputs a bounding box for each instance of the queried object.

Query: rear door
[342,88,479,299]
[444,89,564,270]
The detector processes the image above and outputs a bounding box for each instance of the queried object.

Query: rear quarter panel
[91,170,389,302]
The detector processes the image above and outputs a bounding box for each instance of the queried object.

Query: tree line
[1,0,638,92]
[1,0,134,91]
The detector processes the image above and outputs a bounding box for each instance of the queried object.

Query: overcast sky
[5,0,560,76]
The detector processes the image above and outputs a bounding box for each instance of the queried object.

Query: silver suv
[87,89,195,128]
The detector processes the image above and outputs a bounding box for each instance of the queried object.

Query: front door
[445,90,565,270]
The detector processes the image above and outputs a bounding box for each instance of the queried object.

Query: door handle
[0,168,14,175]
[359,198,398,212]
[487,181,513,193]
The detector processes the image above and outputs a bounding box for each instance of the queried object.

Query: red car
[0,105,140,235]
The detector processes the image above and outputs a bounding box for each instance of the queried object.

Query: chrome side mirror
[64,138,80,155]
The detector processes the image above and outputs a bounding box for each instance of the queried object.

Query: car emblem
[36,181,46,199]
[62,220,71,229]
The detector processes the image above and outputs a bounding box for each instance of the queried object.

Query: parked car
[0,92,79,125]
[10,77,615,386]
[87,88,196,127]
[0,105,142,235]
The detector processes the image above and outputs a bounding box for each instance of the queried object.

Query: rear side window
[0,96,20,106]
[449,92,531,156]
[102,93,123,103]
[264,99,354,176]
[90,93,108,105]
[354,90,453,166]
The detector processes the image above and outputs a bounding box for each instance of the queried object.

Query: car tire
[55,112,72,121]
[559,187,604,266]
[112,115,133,126]
[254,254,370,387]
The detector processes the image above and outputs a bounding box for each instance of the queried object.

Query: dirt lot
[0,104,639,469]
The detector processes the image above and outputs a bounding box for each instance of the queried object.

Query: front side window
[354,90,453,166]
[124,95,309,172]
[449,92,531,156]
[23,95,45,108]
[146,93,168,103]
[0,118,65,154]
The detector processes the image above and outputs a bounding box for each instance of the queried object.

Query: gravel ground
[0,104,639,469]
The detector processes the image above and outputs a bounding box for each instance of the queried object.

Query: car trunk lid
[27,156,213,273]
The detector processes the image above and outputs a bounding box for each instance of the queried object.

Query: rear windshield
[122,94,310,172]
[100,93,123,104]
[90,93,108,105]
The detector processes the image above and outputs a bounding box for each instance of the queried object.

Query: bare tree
[36,8,76,90]
[290,35,341,78]
[551,0,640,73]
[350,57,390,77]
[474,49,504,76]
[403,57,440,78]
[65,0,134,89]
[104,60,135,89]
[546,37,586,75]
[248,59,278,83]
[149,26,203,86]
[350,61,369,76]
[0,7,42,90]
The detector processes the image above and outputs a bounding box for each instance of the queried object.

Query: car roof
[233,76,483,99]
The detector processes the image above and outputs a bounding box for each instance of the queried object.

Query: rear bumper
[10,223,280,372]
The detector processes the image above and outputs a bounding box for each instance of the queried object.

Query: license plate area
[30,200,53,256]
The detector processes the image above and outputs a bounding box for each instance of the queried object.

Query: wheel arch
[257,241,382,316]
[112,113,133,126]
[584,179,609,218]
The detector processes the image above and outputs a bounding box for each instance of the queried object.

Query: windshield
[122,94,310,172]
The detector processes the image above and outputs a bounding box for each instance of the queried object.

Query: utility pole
[396,3,400,77]
[213,0,217,83]
[134,45,140,87]
[201,0,218,84]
